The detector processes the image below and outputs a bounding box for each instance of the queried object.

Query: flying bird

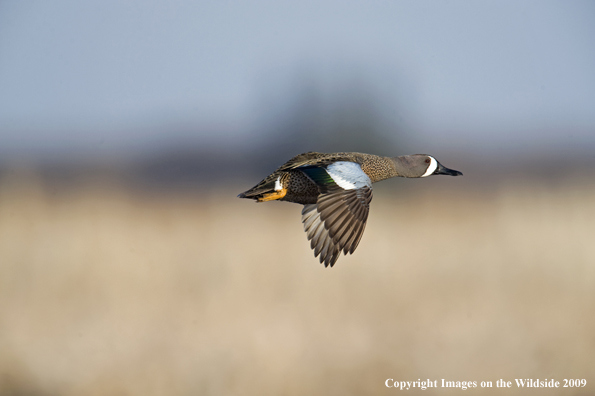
[238,151,462,267]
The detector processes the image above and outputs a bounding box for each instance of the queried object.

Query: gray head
[392,154,463,178]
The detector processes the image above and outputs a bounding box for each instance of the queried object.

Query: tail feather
[238,179,277,200]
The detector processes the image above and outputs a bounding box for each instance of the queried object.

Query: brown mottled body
[359,155,399,183]
[281,171,320,204]
[238,151,399,204]
[281,155,397,204]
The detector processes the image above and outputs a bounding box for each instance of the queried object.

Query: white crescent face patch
[326,161,372,190]
[421,156,438,177]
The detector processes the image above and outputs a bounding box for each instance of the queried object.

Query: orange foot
[257,189,287,202]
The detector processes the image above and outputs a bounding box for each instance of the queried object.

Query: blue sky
[1,1,594,160]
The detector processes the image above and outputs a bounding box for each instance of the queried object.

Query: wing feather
[300,162,373,267]
[301,186,372,267]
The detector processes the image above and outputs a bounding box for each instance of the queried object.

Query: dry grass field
[0,171,594,395]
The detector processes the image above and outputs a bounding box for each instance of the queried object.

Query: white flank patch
[326,162,372,190]
[421,156,438,177]
[274,176,282,191]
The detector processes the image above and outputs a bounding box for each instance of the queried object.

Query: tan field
[0,172,594,395]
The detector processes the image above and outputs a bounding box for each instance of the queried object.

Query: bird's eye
[425,159,430,164]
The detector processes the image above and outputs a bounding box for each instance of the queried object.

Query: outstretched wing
[300,162,373,267]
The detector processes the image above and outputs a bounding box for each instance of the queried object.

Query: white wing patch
[274,176,282,191]
[326,162,372,190]
[421,156,438,178]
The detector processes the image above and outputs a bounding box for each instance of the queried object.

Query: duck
[238,151,462,267]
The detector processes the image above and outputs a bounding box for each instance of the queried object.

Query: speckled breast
[280,170,320,204]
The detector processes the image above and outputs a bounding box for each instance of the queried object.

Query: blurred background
[1,1,594,395]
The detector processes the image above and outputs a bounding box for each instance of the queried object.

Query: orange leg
[257,188,287,202]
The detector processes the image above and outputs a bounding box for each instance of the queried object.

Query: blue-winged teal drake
[238,151,462,267]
